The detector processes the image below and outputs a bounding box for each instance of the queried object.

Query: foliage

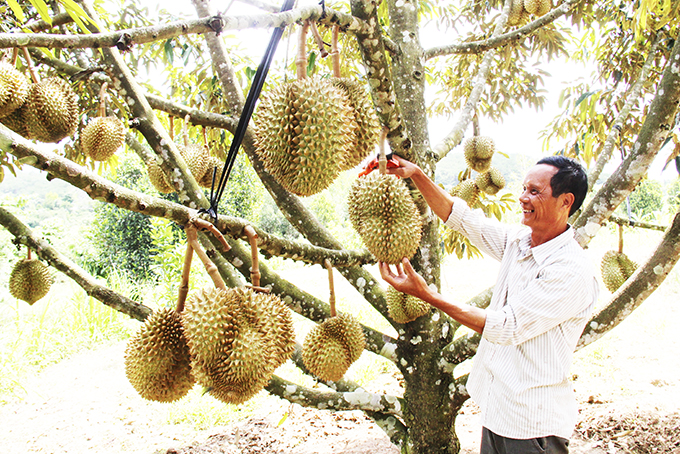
[620,178,664,220]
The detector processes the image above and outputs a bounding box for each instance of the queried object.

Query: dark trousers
[481,427,570,454]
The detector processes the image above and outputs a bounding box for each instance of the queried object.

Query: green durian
[451,179,481,207]
[81,116,126,161]
[24,77,79,143]
[0,61,30,119]
[463,136,495,172]
[8,258,53,305]
[386,286,430,324]
[601,250,638,293]
[476,167,506,195]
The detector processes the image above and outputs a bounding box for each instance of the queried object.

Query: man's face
[519,164,566,232]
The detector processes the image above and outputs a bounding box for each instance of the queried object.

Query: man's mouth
[522,209,534,213]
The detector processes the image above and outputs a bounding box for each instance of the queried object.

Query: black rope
[201,0,296,221]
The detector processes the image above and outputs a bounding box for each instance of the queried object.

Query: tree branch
[423,0,582,60]
[607,214,667,232]
[0,205,151,321]
[588,33,665,190]
[573,35,680,247]
[577,206,680,349]
[266,375,404,417]
[0,6,363,50]
[432,0,512,161]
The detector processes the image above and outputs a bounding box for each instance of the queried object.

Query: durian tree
[1,0,680,452]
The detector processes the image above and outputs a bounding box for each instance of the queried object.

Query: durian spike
[378,127,389,175]
[182,114,191,148]
[309,22,328,58]
[21,47,39,83]
[243,225,261,288]
[185,224,227,291]
[296,21,310,80]
[176,242,193,313]
[330,25,340,78]
[97,82,108,118]
[324,259,336,317]
[618,223,624,254]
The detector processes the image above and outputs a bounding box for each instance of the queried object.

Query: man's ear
[561,192,575,212]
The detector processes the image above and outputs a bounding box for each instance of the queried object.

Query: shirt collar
[530,225,574,265]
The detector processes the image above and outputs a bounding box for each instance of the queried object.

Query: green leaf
[6,0,26,22]
[307,51,317,76]
[58,0,96,33]
[164,39,174,65]
[28,0,52,24]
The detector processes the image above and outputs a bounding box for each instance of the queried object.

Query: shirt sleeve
[444,197,511,262]
[482,263,597,345]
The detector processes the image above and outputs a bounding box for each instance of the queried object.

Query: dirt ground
[1,269,679,453]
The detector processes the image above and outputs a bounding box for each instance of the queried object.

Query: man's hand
[384,155,421,179]
[379,258,432,301]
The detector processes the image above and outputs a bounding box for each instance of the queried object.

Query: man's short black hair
[536,155,588,216]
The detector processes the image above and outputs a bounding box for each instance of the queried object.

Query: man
[379,155,599,454]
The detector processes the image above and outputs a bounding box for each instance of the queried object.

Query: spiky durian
[254,77,356,196]
[24,77,79,143]
[181,287,295,405]
[0,62,30,119]
[331,78,380,171]
[476,167,506,195]
[529,0,551,16]
[385,286,430,324]
[8,258,53,305]
[198,156,225,188]
[508,0,525,25]
[0,103,30,138]
[124,307,194,402]
[147,159,174,193]
[81,116,126,161]
[601,250,638,293]
[302,312,365,382]
[180,143,209,183]
[463,136,495,172]
[451,179,481,207]
[348,172,422,264]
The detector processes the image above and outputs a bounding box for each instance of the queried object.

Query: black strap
[201,0,296,220]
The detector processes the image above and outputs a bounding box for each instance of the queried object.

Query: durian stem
[98,82,108,118]
[21,47,40,84]
[472,111,480,136]
[309,21,328,58]
[176,241,194,313]
[330,25,340,78]
[202,126,208,150]
[169,115,175,141]
[378,127,388,175]
[191,217,231,251]
[10,48,19,65]
[618,223,624,254]
[185,225,227,291]
[27,247,32,260]
[324,258,336,317]
[183,114,190,147]
[243,225,261,288]
[296,21,310,80]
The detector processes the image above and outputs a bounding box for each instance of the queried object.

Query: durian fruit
[0,103,30,138]
[463,136,495,173]
[348,172,422,264]
[476,167,506,195]
[0,61,30,119]
[124,307,195,402]
[181,286,295,405]
[385,286,430,324]
[525,0,551,16]
[253,76,356,196]
[302,312,365,382]
[507,0,526,26]
[601,250,638,293]
[147,159,174,193]
[198,156,225,188]
[24,77,79,143]
[81,116,126,161]
[8,257,53,305]
[179,143,210,183]
[331,78,380,171]
[451,179,481,207]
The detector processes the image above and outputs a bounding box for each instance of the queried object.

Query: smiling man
[379,155,599,454]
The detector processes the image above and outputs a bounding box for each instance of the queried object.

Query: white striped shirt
[445,198,598,439]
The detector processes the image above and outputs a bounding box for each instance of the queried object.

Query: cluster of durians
[124,286,296,404]
[147,140,224,194]
[253,76,381,196]
[451,135,507,208]
[508,0,553,26]
[0,59,126,160]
